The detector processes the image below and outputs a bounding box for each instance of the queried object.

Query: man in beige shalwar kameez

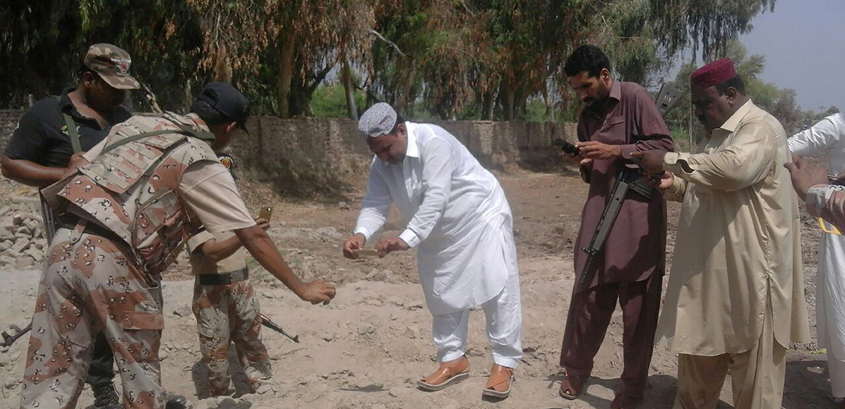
[633,58,810,409]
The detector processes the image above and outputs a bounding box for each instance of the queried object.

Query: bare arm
[200,217,268,261]
[235,225,335,304]
[199,236,243,262]
[1,155,66,187]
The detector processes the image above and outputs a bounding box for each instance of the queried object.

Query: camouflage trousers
[192,278,271,396]
[21,226,167,409]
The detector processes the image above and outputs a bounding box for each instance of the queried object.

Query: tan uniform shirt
[82,114,255,234]
[187,230,247,275]
[656,100,810,355]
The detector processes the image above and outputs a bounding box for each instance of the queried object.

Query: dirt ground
[0,164,836,409]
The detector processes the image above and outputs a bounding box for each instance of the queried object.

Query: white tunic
[788,113,845,361]
[353,122,515,315]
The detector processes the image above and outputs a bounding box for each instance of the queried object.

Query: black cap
[196,82,250,130]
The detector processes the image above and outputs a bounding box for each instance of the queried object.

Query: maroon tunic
[573,80,673,292]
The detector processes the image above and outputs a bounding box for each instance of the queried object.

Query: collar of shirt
[59,87,91,123]
[716,99,754,135]
[404,122,421,159]
[584,79,622,120]
[59,87,130,130]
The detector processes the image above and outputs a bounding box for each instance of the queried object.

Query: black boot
[91,383,120,409]
[165,393,189,409]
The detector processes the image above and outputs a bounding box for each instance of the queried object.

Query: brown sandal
[417,356,470,391]
[559,372,588,400]
[482,364,514,399]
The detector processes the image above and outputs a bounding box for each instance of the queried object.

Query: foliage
[665,40,820,142]
[311,83,367,118]
[1,0,811,126]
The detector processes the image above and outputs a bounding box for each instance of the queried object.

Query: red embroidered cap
[690,58,737,89]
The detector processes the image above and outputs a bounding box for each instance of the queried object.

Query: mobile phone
[259,206,273,221]
[552,138,581,156]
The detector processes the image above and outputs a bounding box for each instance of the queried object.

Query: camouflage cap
[84,43,140,90]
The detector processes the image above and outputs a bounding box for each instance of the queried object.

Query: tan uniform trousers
[673,299,786,409]
[21,227,166,409]
[192,279,271,396]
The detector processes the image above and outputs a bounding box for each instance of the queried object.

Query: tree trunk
[213,43,232,82]
[277,30,296,118]
[395,61,415,113]
[503,88,515,121]
[543,85,554,122]
[182,79,192,112]
[341,60,358,120]
[481,90,494,120]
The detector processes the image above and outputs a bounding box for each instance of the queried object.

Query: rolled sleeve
[187,230,214,254]
[179,161,256,233]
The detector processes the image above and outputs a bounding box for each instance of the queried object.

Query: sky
[738,0,845,112]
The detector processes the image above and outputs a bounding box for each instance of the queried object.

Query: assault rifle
[3,314,300,347]
[2,322,31,348]
[556,84,682,287]
[261,314,299,343]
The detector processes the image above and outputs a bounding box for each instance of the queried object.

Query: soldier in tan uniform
[187,157,272,397]
[20,82,335,409]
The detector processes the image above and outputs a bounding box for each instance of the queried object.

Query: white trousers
[822,316,845,398]
[829,348,845,399]
[816,233,845,398]
[431,271,522,368]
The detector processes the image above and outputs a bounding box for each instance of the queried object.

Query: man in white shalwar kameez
[788,112,845,404]
[342,103,522,399]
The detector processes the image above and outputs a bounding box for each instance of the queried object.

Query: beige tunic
[656,100,810,355]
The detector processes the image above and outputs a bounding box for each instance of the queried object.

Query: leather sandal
[559,371,588,400]
[482,364,514,399]
[417,356,470,391]
[611,392,642,409]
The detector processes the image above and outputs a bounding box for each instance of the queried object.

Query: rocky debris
[0,203,46,268]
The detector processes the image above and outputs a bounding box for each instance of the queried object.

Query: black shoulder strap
[163,112,215,142]
[53,96,82,153]
[102,114,215,154]
[102,130,190,155]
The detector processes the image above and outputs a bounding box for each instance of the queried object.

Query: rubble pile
[0,202,47,269]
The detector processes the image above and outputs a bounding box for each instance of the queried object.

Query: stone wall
[229,117,577,194]
[0,110,23,149]
[0,110,577,194]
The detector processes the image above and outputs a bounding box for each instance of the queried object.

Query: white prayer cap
[358,102,398,138]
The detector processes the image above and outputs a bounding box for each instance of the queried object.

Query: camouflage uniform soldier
[2,43,139,409]
[20,82,336,409]
[187,157,272,396]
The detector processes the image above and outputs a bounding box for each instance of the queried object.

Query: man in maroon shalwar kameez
[558,45,674,409]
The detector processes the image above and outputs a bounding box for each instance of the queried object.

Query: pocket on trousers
[119,311,164,331]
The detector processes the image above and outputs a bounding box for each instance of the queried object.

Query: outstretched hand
[298,280,336,305]
[630,150,667,174]
[375,236,410,258]
[342,234,366,259]
[784,154,829,201]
